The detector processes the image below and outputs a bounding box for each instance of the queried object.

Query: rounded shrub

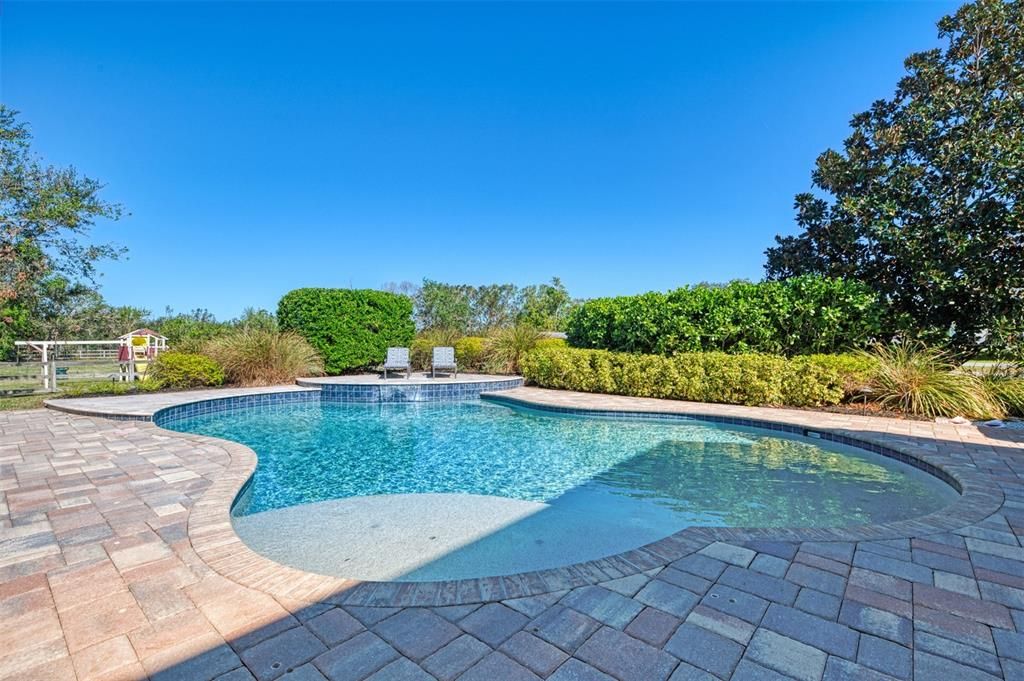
[455,336,488,371]
[277,288,415,374]
[565,276,882,356]
[150,352,225,389]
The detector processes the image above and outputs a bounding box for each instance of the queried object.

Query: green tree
[471,284,518,332]
[518,277,574,331]
[414,280,475,332]
[150,308,230,352]
[765,0,1024,356]
[233,307,277,332]
[0,106,124,354]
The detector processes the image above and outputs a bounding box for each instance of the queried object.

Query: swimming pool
[163,399,956,580]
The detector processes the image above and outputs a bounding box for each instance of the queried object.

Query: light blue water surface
[165,400,956,529]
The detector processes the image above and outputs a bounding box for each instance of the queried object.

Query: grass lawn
[0,393,51,411]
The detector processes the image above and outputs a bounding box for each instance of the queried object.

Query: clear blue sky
[2,1,957,319]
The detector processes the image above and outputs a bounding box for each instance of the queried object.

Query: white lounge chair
[383,347,410,379]
[431,346,457,378]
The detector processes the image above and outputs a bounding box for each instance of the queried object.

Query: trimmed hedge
[278,288,415,374]
[150,352,225,389]
[566,276,881,357]
[520,346,845,407]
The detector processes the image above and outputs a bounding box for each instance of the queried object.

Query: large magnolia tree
[765,0,1023,357]
[0,106,124,352]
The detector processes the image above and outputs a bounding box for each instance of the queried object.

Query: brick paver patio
[3,386,1024,680]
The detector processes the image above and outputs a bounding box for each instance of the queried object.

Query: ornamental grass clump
[859,341,1003,419]
[979,364,1024,417]
[485,325,543,375]
[204,329,323,386]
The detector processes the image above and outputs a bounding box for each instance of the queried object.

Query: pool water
[163,400,956,579]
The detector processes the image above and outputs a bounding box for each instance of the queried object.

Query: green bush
[455,336,488,371]
[150,352,225,389]
[566,276,882,356]
[520,346,844,407]
[204,329,323,386]
[411,328,462,371]
[278,288,415,374]
[535,337,568,351]
[805,353,878,399]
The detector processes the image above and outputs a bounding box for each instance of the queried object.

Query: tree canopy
[0,106,125,353]
[765,0,1024,357]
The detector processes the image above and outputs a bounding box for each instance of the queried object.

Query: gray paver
[750,554,790,578]
[305,608,364,646]
[857,635,911,680]
[913,650,1001,681]
[659,567,713,595]
[576,626,678,681]
[745,629,827,681]
[838,601,912,647]
[625,606,682,647]
[685,604,755,644]
[701,583,769,624]
[761,604,859,659]
[421,635,489,681]
[664,622,744,679]
[720,565,800,604]
[560,585,644,629]
[994,628,1024,662]
[549,659,616,681]
[241,626,327,681]
[732,660,796,681]
[500,631,569,677]
[526,605,601,653]
[364,658,433,681]
[795,588,842,619]
[673,553,728,580]
[457,602,528,647]
[279,665,327,681]
[699,542,756,567]
[851,551,932,584]
[913,630,1002,676]
[373,608,461,660]
[635,579,701,618]
[786,563,846,597]
[824,657,901,681]
[458,651,541,681]
[313,632,398,681]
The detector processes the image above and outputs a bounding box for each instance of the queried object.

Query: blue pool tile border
[151,379,525,425]
[313,378,523,403]
[154,389,322,426]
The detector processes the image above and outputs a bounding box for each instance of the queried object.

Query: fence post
[48,359,57,393]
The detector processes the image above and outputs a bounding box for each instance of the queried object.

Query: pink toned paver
[0,386,1022,680]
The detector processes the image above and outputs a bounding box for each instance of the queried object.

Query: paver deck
[2,385,1024,680]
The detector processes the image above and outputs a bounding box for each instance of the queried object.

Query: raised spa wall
[151,377,525,426]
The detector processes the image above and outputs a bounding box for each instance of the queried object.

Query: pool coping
[46,384,1007,607]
